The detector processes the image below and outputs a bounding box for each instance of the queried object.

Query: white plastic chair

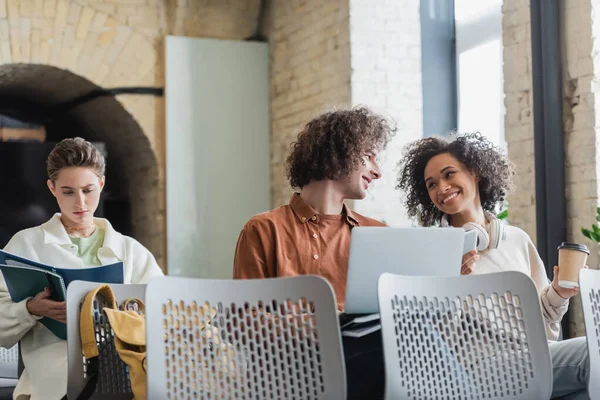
[580,268,600,399]
[146,275,346,400]
[378,271,552,400]
[0,344,17,400]
[66,280,146,400]
[0,345,18,394]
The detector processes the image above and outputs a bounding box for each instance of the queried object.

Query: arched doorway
[0,64,161,260]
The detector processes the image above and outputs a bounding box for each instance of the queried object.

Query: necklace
[63,222,96,238]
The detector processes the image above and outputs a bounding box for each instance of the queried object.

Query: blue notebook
[0,249,124,340]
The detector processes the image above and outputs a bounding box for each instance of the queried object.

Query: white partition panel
[166,36,270,278]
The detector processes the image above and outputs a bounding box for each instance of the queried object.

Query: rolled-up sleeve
[527,239,567,341]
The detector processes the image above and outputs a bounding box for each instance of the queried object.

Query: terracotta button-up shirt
[233,193,386,310]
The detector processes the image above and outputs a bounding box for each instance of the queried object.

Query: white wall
[165,36,271,278]
[349,0,423,227]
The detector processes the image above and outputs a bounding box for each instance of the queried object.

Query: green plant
[496,209,508,221]
[581,207,600,242]
[496,200,509,224]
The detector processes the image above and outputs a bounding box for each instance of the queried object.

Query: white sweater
[473,224,568,341]
[0,214,164,400]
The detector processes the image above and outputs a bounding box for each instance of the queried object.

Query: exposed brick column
[562,0,599,337]
[266,0,421,223]
[502,0,537,242]
[503,0,600,336]
[267,0,352,207]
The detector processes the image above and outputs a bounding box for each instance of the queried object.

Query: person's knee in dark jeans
[343,332,385,399]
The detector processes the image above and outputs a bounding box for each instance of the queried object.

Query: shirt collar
[289,193,359,227]
[343,204,360,227]
[42,213,126,260]
[41,214,72,245]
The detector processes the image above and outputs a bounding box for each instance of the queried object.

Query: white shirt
[472,224,568,341]
[0,214,164,400]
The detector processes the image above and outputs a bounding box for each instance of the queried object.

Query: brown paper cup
[557,242,590,288]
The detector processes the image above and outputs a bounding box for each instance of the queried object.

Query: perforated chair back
[377,271,552,400]
[66,280,146,400]
[580,268,600,399]
[0,345,18,388]
[146,275,346,400]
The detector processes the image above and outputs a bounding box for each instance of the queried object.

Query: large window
[455,0,505,148]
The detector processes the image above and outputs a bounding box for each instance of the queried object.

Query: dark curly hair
[396,132,514,226]
[286,107,396,188]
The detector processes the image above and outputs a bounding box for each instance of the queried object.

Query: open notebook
[0,249,124,340]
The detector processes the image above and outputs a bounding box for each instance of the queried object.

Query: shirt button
[312,233,318,239]
[301,217,307,222]
[313,254,319,260]
[311,216,317,221]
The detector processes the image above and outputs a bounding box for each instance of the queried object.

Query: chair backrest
[580,268,600,399]
[378,271,552,400]
[17,343,23,378]
[66,280,146,400]
[0,345,18,388]
[146,275,346,400]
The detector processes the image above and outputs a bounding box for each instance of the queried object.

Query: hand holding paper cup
[557,242,590,289]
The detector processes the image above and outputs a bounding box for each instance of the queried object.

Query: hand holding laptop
[461,250,478,275]
[461,230,478,275]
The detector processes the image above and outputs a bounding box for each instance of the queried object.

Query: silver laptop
[344,227,465,314]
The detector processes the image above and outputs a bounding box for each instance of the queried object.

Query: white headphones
[441,211,506,251]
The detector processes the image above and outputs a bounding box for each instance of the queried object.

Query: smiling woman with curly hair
[396,132,590,399]
[396,132,513,227]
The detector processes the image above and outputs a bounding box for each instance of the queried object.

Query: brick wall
[0,0,261,269]
[349,0,422,226]
[565,0,600,267]
[266,0,352,207]
[562,0,599,336]
[502,0,537,242]
[266,0,422,223]
[503,0,600,336]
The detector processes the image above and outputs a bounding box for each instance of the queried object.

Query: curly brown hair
[286,107,396,188]
[396,132,514,226]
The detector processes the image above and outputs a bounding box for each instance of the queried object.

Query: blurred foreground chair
[580,268,600,399]
[146,275,346,400]
[378,271,552,400]
[0,345,18,400]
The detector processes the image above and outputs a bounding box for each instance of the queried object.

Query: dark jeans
[342,331,385,400]
[0,386,14,400]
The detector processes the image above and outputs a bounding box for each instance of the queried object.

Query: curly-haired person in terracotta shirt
[233,107,396,399]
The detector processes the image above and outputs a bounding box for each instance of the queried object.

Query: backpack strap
[77,285,118,400]
[122,297,145,315]
[80,284,117,359]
